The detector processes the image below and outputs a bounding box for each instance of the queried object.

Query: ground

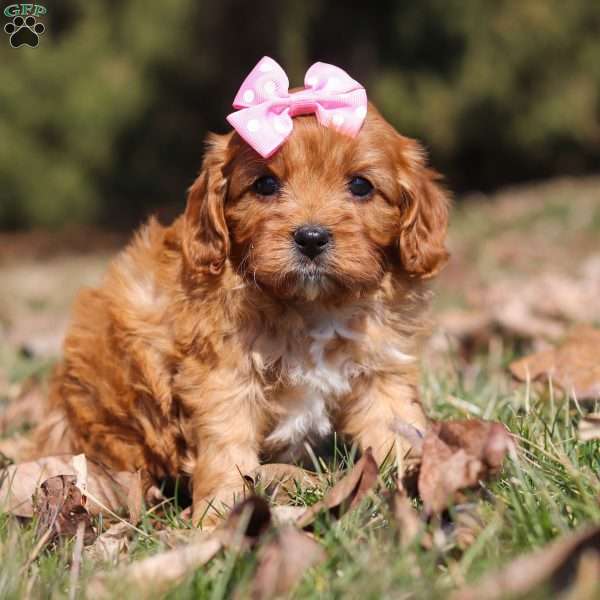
[0,177,599,599]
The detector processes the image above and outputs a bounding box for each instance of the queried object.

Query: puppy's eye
[252,175,280,196]
[348,176,374,198]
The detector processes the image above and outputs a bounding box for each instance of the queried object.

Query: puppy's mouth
[287,256,344,300]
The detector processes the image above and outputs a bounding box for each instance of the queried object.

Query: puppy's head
[183,103,449,300]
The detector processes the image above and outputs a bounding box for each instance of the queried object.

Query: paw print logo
[4,15,45,48]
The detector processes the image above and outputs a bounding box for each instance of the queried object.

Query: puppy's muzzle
[293,225,331,260]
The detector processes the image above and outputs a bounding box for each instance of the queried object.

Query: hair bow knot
[226,57,368,158]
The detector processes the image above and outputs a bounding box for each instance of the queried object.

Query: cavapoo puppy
[35,58,449,524]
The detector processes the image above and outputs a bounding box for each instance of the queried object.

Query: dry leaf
[510,326,600,400]
[33,474,96,546]
[84,522,133,563]
[154,527,205,549]
[418,420,512,515]
[89,531,223,597]
[451,505,485,550]
[90,496,272,598]
[297,448,378,528]
[217,496,272,549]
[436,263,600,354]
[0,455,142,519]
[392,489,425,548]
[391,418,425,456]
[578,414,600,442]
[270,505,307,526]
[557,550,600,600]
[251,525,326,599]
[246,464,319,502]
[451,525,600,600]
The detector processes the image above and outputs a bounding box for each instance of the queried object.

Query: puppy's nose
[294,225,331,259]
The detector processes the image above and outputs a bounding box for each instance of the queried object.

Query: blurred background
[0,0,599,374]
[1,0,600,229]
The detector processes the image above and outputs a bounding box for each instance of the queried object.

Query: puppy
[35,97,449,524]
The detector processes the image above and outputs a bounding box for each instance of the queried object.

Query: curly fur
[33,102,450,524]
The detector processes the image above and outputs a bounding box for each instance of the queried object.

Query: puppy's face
[183,104,449,301]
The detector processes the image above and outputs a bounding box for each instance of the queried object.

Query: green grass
[1,178,599,598]
[1,346,598,599]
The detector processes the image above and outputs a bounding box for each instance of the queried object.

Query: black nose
[293,225,331,259]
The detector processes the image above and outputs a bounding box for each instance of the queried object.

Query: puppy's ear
[396,138,450,279]
[183,134,231,276]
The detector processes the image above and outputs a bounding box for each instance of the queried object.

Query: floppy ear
[183,134,230,276]
[396,140,450,279]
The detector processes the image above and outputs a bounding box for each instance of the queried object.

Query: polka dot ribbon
[226,56,368,158]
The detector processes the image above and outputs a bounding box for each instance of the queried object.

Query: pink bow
[226,56,368,158]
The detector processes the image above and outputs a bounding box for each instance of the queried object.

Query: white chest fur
[264,315,365,450]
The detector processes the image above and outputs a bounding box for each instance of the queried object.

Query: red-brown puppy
[35,100,449,525]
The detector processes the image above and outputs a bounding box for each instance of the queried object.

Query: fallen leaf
[510,326,600,400]
[297,448,378,528]
[578,413,600,442]
[436,262,600,355]
[251,525,326,599]
[218,495,272,549]
[557,549,600,600]
[0,455,142,519]
[246,464,319,502]
[391,419,425,456]
[418,420,512,515]
[154,527,204,549]
[84,522,133,563]
[270,505,307,526]
[89,531,223,597]
[89,496,272,598]
[451,525,600,600]
[391,489,425,548]
[451,505,485,550]
[33,474,96,547]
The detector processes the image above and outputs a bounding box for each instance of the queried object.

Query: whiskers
[236,244,263,291]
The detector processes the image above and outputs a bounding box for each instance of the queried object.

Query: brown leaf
[451,505,485,550]
[392,489,425,548]
[217,495,272,549]
[154,527,205,549]
[251,526,326,599]
[90,496,272,598]
[418,420,512,515]
[297,448,378,528]
[246,464,319,503]
[33,474,96,546]
[578,413,600,442]
[270,505,307,526]
[89,531,223,597]
[0,455,142,520]
[84,522,133,563]
[390,418,425,456]
[510,326,600,400]
[451,525,600,600]
[436,264,600,356]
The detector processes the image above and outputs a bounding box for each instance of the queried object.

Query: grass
[1,176,600,598]
[1,344,598,599]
